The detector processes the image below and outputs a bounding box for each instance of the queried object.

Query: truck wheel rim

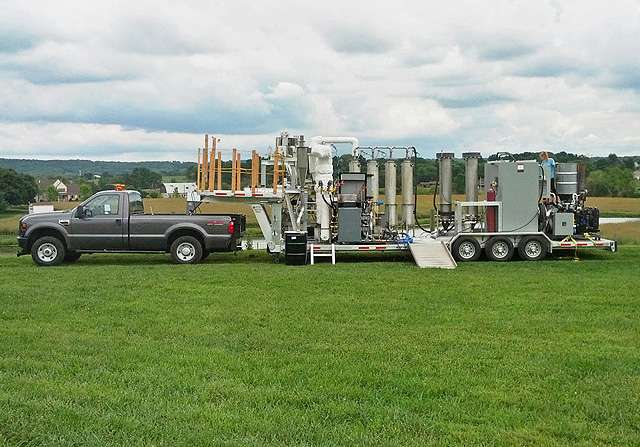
[492,241,509,258]
[37,243,57,262]
[459,241,476,259]
[525,241,542,258]
[176,242,195,261]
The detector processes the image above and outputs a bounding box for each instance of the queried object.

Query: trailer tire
[31,236,66,266]
[485,237,514,262]
[170,235,203,264]
[452,237,481,262]
[518,236,547,261]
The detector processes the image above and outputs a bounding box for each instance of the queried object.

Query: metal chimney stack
[367,160,379,204]
[462,152,481,215]
[385,160,397,227]
[401,158,414,228]
[436,152,454,216]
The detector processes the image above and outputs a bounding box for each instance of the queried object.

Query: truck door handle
[115,219,122,225]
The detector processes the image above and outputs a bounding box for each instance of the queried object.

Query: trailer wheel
[485,237,514,262]
[31,236,66,266]
[452,237,481,262]
[170,236,203,264]
[518,236,547,261]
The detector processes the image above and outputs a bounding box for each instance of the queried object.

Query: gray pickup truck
[17,190,245,266]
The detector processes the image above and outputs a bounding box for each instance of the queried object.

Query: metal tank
[462,152,481,215]
[385,160,397,227]
[436,152,454,216]
[367,160,379,204]
[349,158,361,173]
[401,158,414,228]
[556,162,578,196]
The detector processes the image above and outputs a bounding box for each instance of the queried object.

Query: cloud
[0,0,639,160]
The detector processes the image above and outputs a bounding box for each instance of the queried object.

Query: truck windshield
[128,192,144,215]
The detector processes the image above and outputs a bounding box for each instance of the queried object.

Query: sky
[0,0,639,161]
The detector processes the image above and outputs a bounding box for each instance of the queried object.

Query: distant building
[161,182,197,198]
[50,179,80,201]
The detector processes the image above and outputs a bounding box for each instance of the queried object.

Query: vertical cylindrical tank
[556,162,578,196]
[401,158,414,228]
[367,160,379,204]
[385,160,397,227]
[462,152,481,215]
[436,152,454,215]
[349,158,360,173]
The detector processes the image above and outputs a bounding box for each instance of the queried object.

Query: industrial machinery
[431,153,616,262]
[188,132,616,268]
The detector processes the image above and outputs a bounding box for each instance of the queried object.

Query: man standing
[539,151,556,195]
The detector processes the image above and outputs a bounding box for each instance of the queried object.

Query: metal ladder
[309,244,336,265]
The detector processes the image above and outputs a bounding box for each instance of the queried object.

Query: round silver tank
[436,152,454,215]
[385,160,397,227]
[367,160,379,204]
[401,159,414,228]
[462,152,481,215]
[556,162,578,196]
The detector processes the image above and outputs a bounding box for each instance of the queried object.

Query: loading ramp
[409,239,457,269]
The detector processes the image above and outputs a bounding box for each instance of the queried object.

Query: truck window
[84,194,120,217]
[128,192,144,215]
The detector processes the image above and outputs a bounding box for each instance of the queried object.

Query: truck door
[70,193,125,250]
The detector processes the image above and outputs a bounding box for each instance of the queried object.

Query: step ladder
[409,239,457,269]
[309,244,336,265]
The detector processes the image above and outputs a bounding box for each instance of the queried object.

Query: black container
[285,231,308,265]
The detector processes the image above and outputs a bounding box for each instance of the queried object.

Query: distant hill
[0,158,195,177]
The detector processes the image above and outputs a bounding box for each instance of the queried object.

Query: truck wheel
[485,237,514,262]
[518,236,547,261]
[31,236,66,266]
[452,237,481,262]
[64,252,82,263]
[201,250,210,261]
[170,236,203,264]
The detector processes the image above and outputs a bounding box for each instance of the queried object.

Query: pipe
[367,160,379,204]
[436,152,454,215]
[462,152,480,215]
[385,160,397,227]
[401,158,414,228]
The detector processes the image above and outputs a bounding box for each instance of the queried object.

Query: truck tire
[518,236,547,261]
[31,236,66,266]
[485,237,514,262]
[452,237,481,262]
[64,252,82,263]
[201,250,210,261]
[170,235,203,264]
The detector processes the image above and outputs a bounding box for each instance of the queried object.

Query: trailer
[187,132,617,268]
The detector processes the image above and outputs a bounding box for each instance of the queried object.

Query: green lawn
[1,249,639,446]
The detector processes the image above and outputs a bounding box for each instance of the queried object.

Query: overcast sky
[1,0,639,161]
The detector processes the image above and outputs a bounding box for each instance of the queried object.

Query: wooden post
[236,152,242,190]
[231,148,237,191]
[202,135,209,191]
[251,150,257,194]
[208,136,216,192]
[217,151,222,190]
[196,148,202,190]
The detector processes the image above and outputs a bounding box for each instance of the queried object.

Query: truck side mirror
[76,206,89,218]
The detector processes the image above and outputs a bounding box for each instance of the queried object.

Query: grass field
[1,248,639,445]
